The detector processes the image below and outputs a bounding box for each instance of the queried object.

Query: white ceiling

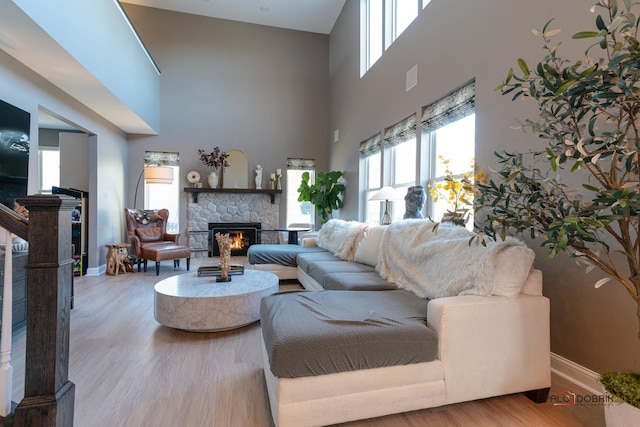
[120,0,347,34]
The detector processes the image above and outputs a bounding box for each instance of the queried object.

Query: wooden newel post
[13,195,76,427]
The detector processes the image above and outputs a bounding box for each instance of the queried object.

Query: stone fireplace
[186,190,279,258]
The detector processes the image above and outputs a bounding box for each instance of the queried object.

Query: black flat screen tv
[0,99,30,208]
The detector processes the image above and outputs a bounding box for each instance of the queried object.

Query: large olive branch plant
[475,0,639,332]
[473,0,640,406]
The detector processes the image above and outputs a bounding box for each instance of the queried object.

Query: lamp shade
[369,186,402,201]
[144,166,174,184]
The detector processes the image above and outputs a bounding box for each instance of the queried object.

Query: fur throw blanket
[316,219,368,261]
[376,220,528,299]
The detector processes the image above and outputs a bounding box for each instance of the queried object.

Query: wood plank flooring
[8,257,605,426]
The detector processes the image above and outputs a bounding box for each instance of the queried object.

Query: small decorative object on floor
[105,243,133,275]
[255,165,263,189]
[276,168,282,190]
[403,185,425,219]
[215,232,232,282]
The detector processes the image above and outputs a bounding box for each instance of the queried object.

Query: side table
[105,243,133,275]
[274,227,311,244]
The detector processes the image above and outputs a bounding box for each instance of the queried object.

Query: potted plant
[297,170,345,224]
[198,147,229,188]
[427,155,485,227]
[473,0,639,419]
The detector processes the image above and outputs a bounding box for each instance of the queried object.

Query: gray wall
[329,0,640,373]
[0,48,129,274]
[60,132,89,192]
[123,5,330,234]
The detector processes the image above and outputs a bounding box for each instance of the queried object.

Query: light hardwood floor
[8,257,605,426]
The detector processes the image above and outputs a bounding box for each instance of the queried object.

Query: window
[39,147,60,193]
[361,0,424,76]
[421,81,476,227]
[143,151,179,233]
[357,81,475,226]
[386,0,419,48]
[383,114,417,221]
[286,158,315,229]
[364,0,383,71]
[359,133,382,223]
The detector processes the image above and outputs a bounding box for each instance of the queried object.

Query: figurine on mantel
[255,165,263,189]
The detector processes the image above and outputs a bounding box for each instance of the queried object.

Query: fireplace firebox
[208,222,261,257]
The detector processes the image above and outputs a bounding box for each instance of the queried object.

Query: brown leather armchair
[124,208,179,272]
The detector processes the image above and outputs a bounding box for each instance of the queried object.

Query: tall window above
[421,81,476,227]
[143,151,179,234]
[386,0,419,48]
[361,0,424,76]
[286,158,316,229]
[359,133,382,223]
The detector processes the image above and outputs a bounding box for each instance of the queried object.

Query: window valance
[287,158,315,170]
[421,80,475,133]
[144,151,179,167]
[383,114,416,148]
[359,133,382,158]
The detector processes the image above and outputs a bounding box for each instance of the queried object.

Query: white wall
[12,0,160,131]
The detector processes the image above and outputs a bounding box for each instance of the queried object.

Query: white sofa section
[255,220,551,426]
[262,276,549,426]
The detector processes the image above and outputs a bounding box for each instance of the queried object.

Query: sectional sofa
[248,219,551,427]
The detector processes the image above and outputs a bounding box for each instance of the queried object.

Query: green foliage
[475,1,640,306]
[601,372,640,409]
[297,171,345,223]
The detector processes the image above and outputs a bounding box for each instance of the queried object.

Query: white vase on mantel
[605,399,640,426]
[207,171,219,188]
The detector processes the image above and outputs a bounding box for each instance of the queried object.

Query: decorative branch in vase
[215,232,232,282]
[198,147,229,188]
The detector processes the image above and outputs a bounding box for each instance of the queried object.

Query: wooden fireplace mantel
[184,187,282,204]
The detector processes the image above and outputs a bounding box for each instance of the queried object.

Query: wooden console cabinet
[0,252,27,333]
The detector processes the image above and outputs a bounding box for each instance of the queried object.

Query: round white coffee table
[154,269,279,332]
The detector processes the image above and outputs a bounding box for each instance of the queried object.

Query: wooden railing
[0,195,76,426]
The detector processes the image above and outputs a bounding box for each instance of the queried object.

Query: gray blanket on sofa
[260,290,438,378]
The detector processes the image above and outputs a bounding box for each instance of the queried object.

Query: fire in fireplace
[208,222,261,256]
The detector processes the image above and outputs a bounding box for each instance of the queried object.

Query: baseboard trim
[550,352,603,395]
[85,264,106,276]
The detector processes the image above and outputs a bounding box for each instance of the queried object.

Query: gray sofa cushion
[261,290,437,378]
[323,271,397,291]
[247,244,326,267]
[296,251,342,273]
[306,260,375,286]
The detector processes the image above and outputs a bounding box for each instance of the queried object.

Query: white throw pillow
[492,245,535,298]
[316,219,367,261]
[353,225,385,267]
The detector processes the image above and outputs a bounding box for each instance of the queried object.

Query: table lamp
[369,186,402,225]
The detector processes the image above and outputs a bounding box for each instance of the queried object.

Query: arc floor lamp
[133,165,174,209]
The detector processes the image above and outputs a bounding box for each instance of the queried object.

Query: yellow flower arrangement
[428,156,485,226]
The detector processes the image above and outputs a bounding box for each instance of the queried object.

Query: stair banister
[0,204,28,418]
